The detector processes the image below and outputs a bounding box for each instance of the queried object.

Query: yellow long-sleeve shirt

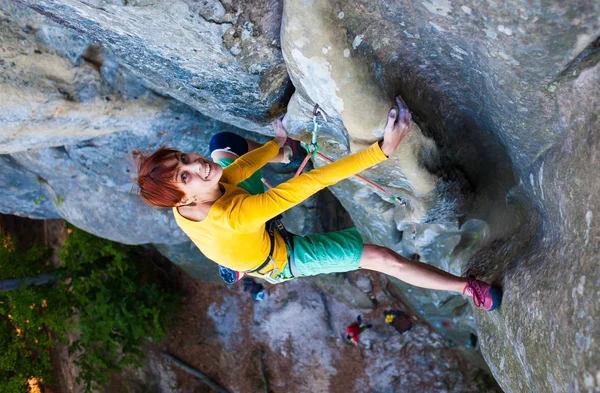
[173,140,387,275]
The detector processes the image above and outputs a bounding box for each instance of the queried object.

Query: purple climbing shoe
[463,273,502,311]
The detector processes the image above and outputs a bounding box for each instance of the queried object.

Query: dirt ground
[143,266,497,393]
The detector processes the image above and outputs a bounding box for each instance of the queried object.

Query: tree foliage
[0,232,63,393]
[0,227,179,393]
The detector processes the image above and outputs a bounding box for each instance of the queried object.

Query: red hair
[134,146,184,208]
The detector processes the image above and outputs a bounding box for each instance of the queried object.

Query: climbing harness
[294,103,407,207]
[245,215,297,284]
[220,215,296,285]
[218,217,296,285]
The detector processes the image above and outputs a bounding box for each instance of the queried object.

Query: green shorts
[277,227,364,279]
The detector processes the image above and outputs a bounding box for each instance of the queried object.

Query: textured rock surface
[0,154,60,218]
[279,3,600,391]
[0,4,170,154]
[12,0,290,133]
[476,62,600,393]
[281,0,441,224]
[1,0,599,391]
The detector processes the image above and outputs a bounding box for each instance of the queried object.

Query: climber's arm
[229,142,388,229]
[220,119,287,184]
[225,95,411,229]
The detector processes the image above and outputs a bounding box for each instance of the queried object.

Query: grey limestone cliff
[1,1,599,391]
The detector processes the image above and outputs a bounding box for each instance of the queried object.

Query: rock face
[477,63,600,393]
[11,0,290,134]
[1,0,599,392]
[281,0,440,223]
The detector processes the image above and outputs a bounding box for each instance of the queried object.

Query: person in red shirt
[346,315,372,344]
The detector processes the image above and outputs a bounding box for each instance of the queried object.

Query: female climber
[135,96,501,311]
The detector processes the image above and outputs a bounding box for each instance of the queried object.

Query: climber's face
[172,152,223,206]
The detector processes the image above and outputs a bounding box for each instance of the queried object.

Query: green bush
[0,227,179,393]
[0,233,50,279]
[0,233,66,393]
[59,228,179,391]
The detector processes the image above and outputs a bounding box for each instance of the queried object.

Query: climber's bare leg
[358,244,466,293]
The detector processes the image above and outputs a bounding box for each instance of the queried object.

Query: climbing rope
[312,151,406,206]
[294,103,406,207]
